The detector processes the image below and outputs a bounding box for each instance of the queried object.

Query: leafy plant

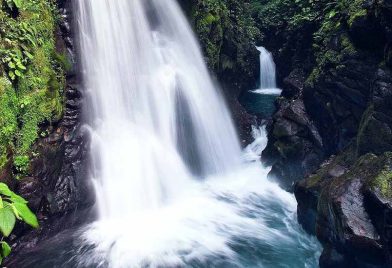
[0,182,38,264]
[0,48,29,80]
[0,0,66,174]
[5,0,23,10]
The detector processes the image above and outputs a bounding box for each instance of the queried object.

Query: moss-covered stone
[0,0,66,176]
[372,169,392,198]
[0,77,17,169]
[188,0,259,85]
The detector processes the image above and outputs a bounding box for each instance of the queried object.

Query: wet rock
[17,177,44,213]
[282,68,305,98]
[296,153,392,266]
[319,245,353,268]
[263,97,324,190]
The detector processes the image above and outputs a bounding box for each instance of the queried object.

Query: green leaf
[23,50,33,59]
[16,62,26,70]
[10,193,27,204]
[13,0,22,8]
[13,202,38,228]
[1,241,11,258]
[10,204,21,220]
[328,10,337,19]
[8,62,15,69]
[15,69,22,77]
[0,183,12,197]
[8,71,15,80]
[0,206,16,237]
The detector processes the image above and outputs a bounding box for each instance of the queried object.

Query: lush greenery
[250,0,371,76]
[0,0,62,259]
[0,0,65,175]
[0,182,38,264]
[187,0,259,80]
[186,0,372,88]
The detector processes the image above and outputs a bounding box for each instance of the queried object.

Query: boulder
[296,152,392,266]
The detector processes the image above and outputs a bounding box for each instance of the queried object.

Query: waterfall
[77,0,242,217]
[252,47,282,95]
[70,1,321,267]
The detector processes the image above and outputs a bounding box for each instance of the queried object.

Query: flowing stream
[13,0,321,267]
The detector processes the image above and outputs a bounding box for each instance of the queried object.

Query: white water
[77,0,241,216]
[252,47,282,95]
[75,0,320,267]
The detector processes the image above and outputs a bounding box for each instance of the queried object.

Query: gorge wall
[252,0,392,267]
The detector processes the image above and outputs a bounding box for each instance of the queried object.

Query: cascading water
[77,0,242,218]
[252,47,282,95]
[241,47,282,117]
[12,1,321,267]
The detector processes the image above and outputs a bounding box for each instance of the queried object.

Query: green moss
[373,170,392,198]
[341,35,357,56]
[13,154,29,173]
[348,9,367,27]
[0,77,18,169]
[251,0,325,38]
[0,0,66,177]
[190,0,258,73]
[305,67,321,87]
[54,51,72,72]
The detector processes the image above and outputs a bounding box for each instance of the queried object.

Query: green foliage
[0,182,38,264]
[5,0,22,9]
[0,0,66,175]
[189,0,259,75]
[251,0,324,36]
[373,169,392,198]
[190,0,228,70]
[0,78,18,169]
[250,0,367,89]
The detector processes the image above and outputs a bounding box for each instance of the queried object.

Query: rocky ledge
[296,151,392,267]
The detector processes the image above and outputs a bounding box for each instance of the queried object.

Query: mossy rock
[348,9,367,28]
[357,105,392,155]
[372,169,392,198]
[0,0,66,175]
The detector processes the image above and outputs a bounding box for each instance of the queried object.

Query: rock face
[263,92,324,190]
[6,0,94,256]
[255,0,392,265]
[296,152,392,267]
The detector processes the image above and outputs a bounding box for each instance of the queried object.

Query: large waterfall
[77,0,242,217]
[71,0,320,267]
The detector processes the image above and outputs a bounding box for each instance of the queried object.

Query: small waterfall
[241,47,282,117]
[252,47,282,95]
